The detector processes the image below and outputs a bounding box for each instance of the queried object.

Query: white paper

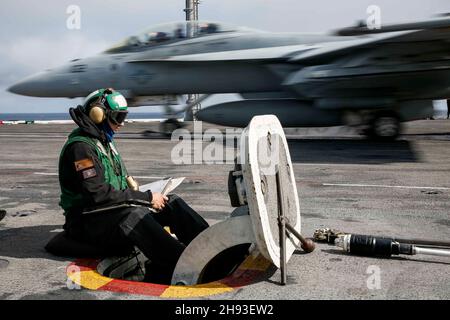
[139,177,185,196]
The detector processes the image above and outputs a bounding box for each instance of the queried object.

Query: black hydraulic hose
[335,234,450,258]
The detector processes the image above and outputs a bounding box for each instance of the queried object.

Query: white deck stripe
[322,183,450,190]
[33,173,449,190]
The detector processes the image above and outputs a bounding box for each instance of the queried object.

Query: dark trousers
[67,195,209,283]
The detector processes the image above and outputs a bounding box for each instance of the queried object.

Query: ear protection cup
[84,88,118,124]
[89,103,106,124]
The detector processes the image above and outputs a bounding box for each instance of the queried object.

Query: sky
[1,0,449,113]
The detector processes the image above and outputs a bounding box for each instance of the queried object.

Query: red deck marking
[100,279,168,296]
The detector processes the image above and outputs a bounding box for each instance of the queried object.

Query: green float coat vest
[59,128,128,213]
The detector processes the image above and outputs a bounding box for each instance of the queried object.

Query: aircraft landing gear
[159,118,183,137]
[362,111,401,141]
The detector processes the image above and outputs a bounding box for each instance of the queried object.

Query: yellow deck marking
[238,253,271,271]
[69,270,113,290]
[161,282,233,298]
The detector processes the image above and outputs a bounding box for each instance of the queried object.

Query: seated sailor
[55,88,209,284]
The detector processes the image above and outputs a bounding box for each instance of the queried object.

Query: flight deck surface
[0,120,449,300]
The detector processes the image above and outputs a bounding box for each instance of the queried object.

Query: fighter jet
[8,17,450,139]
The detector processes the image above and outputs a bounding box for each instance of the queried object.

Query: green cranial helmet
[83,88,128,125]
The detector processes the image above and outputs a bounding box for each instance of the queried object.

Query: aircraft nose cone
[7,82,27,95]
[7,72,54,97]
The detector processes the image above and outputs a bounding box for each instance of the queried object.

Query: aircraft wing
[127,32,414,64]
[127,44,317,63]
[288,31,415,63]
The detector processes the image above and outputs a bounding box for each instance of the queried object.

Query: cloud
[0,34,109,85]
[5,36,104,68]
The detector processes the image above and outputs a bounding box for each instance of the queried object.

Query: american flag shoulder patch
[82,168,97,180]
[74,158,94,172]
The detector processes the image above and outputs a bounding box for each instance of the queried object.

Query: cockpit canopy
[105,21,245,54]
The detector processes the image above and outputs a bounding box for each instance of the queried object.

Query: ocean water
[0,112,164,121]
